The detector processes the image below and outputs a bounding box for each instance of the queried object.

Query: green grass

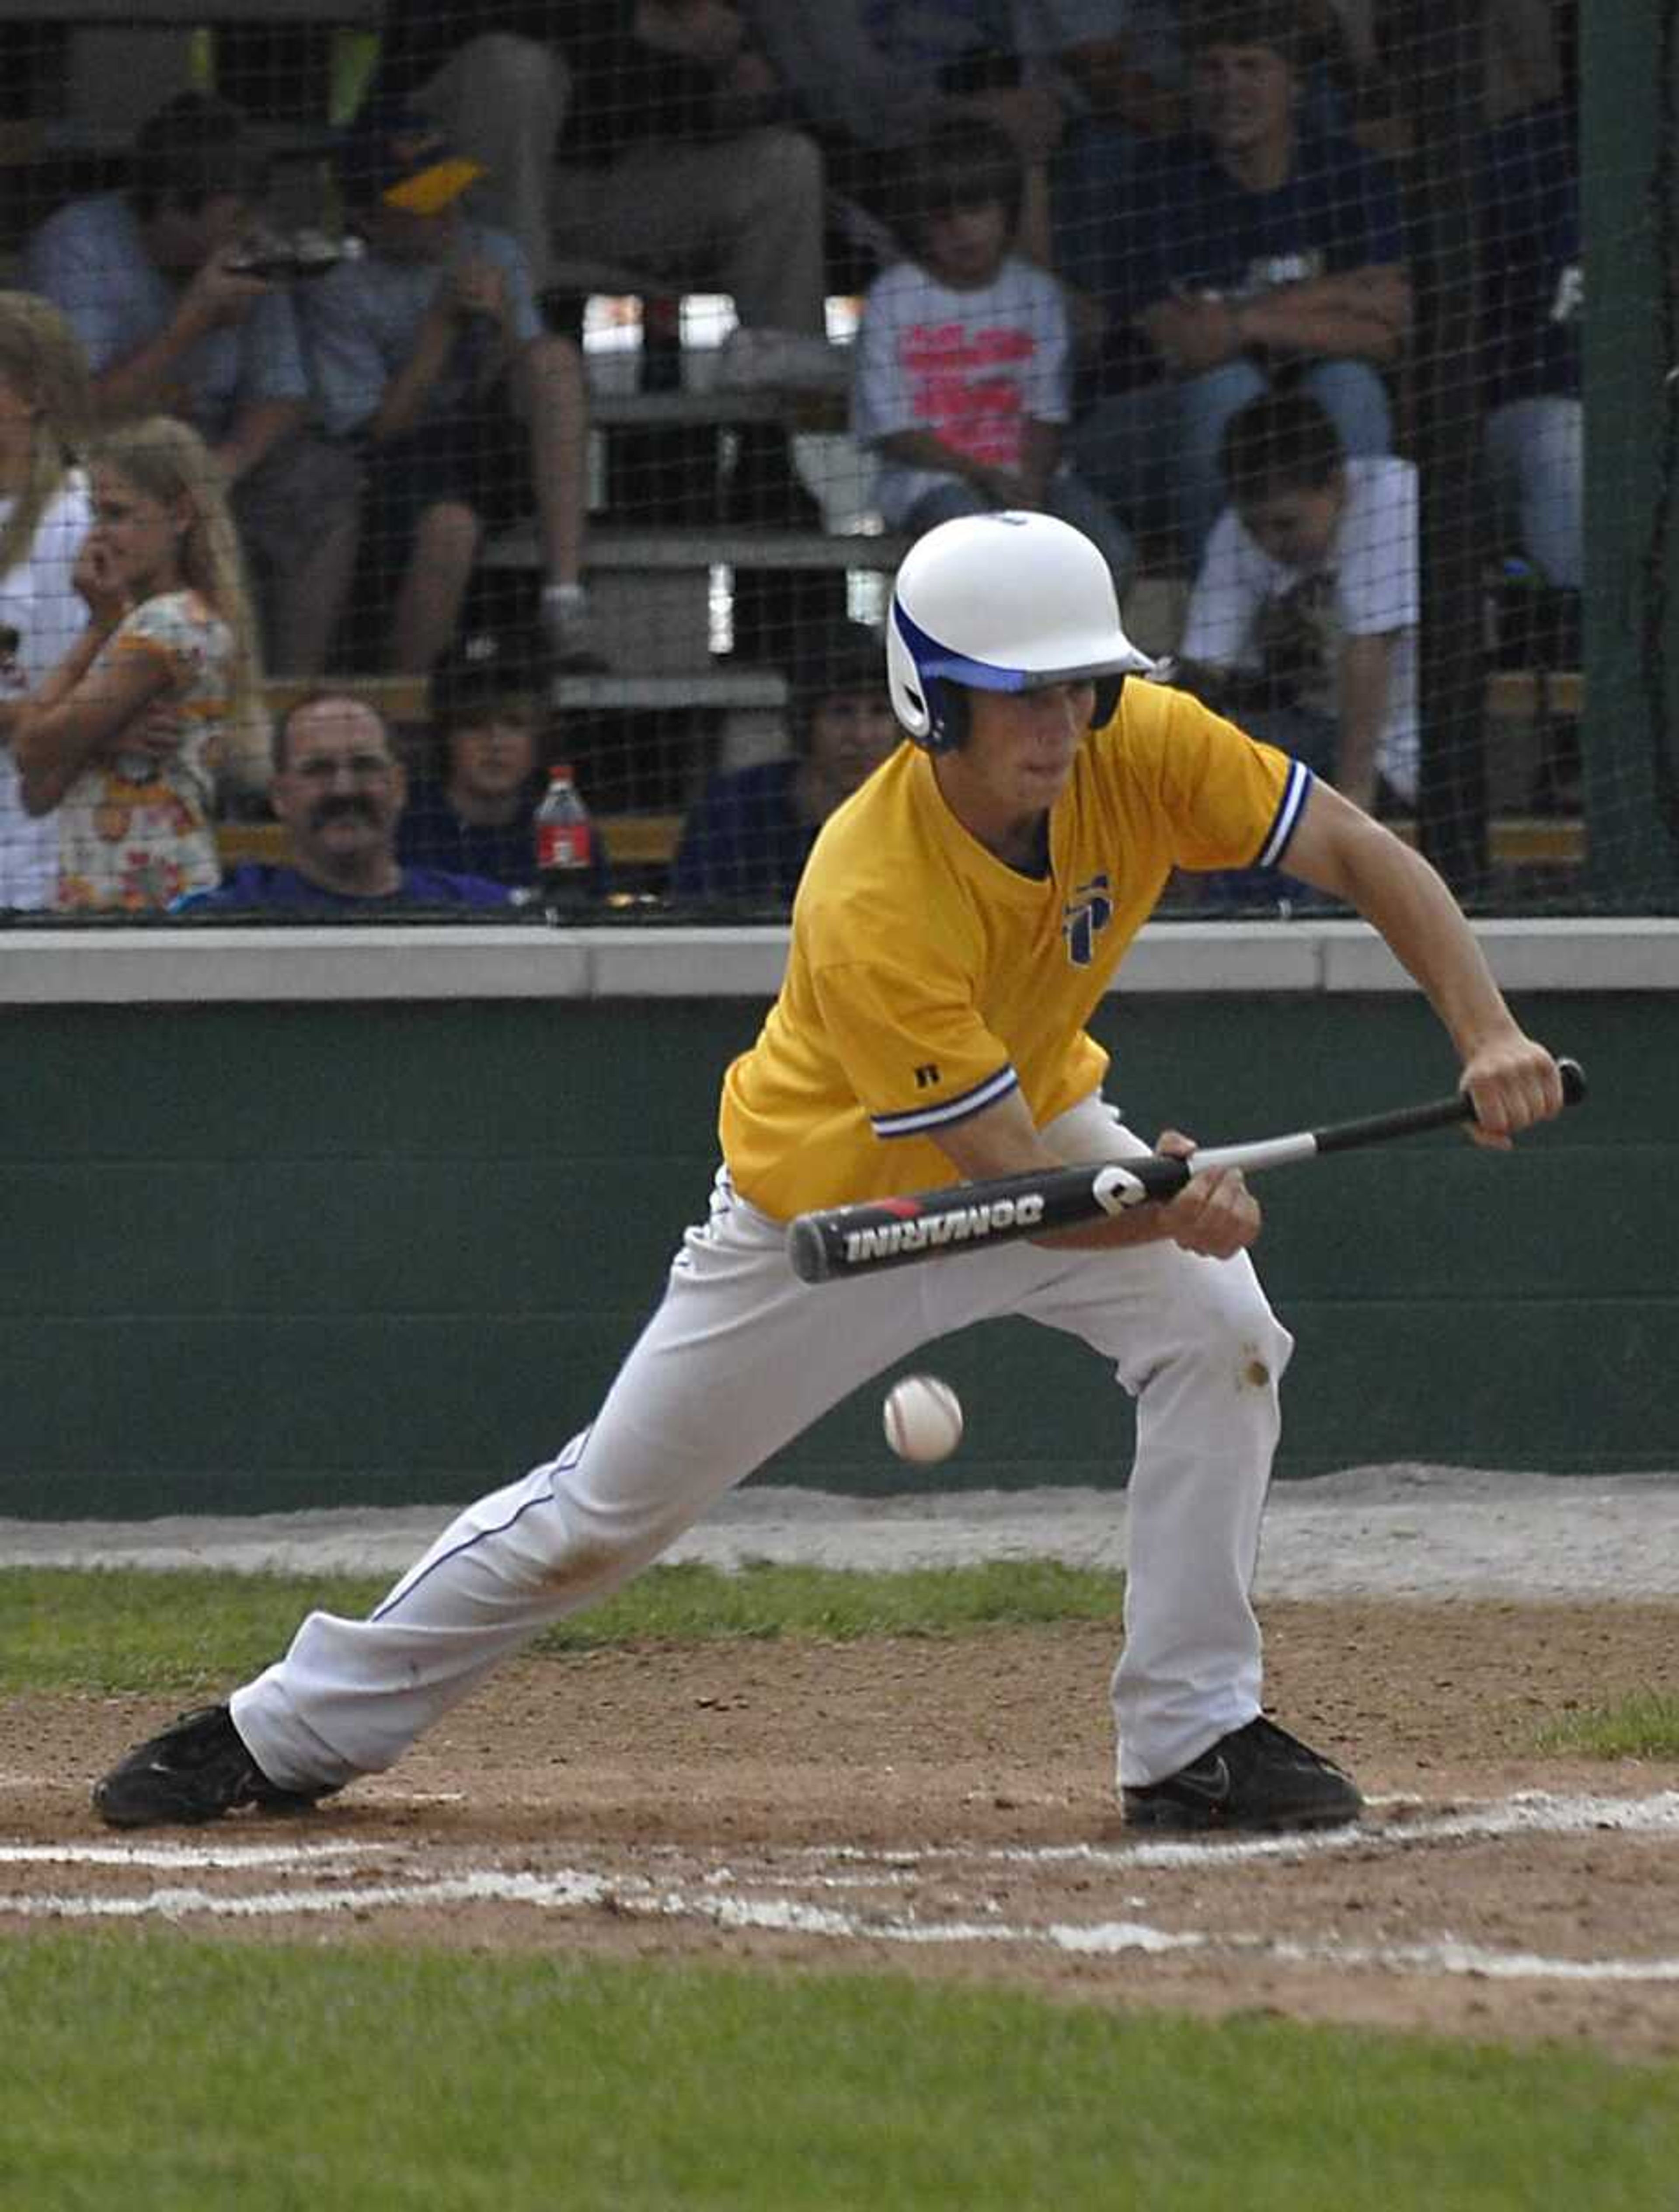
[0,1560,1125,1694]
[6,1569,1678,1769]
[2,1936,1675,2212]
[1537,1690,1679,1759]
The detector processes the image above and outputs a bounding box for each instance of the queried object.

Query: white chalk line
[4,1790,1679,1987]
[21,1788,1672,1886]
[4,1863,1678,1985]
[0,1839,386,1872]
[790,1790,1679,1873]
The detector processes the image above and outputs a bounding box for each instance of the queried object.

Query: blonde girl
[10,413,264,910]
[0,290,95,909]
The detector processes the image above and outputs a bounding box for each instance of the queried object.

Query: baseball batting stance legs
[229,1099,1286,1798]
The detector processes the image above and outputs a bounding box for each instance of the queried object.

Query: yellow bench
[1387,816,1582,866]
[1485,670,1582,721]
[261,675,432,726]
[216,814,684,872]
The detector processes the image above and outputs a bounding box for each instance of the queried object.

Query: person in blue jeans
[1480,94,1581,594]
[299,102,594,677]
[1067,0,1411,562]
[23,92,362,676]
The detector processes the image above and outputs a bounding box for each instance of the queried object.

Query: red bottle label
[537,821,593,870]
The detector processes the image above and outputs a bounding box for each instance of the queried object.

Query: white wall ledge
[0,916,1672,1005]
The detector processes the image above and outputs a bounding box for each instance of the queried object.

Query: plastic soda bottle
[534,763,594,905]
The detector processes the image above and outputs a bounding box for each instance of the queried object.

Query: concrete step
[486,525,908,572]
[589,387,847,431]
[554,668,788,712]
[262,670,788,716]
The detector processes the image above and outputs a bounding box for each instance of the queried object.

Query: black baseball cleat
[93,1704,325,1829]
[1122,1715,1363,1834]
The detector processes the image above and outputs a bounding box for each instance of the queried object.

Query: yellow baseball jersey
[720,680,1310,1220]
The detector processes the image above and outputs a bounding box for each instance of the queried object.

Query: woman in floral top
[7,414,261,910]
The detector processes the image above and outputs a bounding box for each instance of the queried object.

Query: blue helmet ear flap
[888,600,972,752]
[913,673,1115,753]
[923,676,970,754]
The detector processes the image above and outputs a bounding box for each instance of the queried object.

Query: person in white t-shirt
[0,293,95,911]
[1176,388,1416,816]
[852,118,1134,587]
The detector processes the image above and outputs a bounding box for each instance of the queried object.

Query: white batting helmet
[886,510,1154,753]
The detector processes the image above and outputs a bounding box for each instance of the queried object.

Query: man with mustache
[174,692,510,911]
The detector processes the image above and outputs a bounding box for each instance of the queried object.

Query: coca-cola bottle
[533,762,595,910]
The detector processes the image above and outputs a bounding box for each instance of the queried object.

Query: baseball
[883,1373,964,1464]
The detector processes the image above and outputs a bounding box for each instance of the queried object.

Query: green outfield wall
[1,921,1670,1519]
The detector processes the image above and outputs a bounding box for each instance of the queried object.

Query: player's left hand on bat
[1459,1033,1567,1150]
[1154,1129,1263,1259]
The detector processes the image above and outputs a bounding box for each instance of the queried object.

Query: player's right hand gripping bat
[787,1059,1588,1286]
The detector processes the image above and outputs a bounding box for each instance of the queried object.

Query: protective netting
[0,0,1669,919]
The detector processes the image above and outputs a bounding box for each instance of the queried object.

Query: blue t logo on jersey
[1062,874,1113,967]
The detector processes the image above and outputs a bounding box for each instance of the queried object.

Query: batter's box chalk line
[3,1790,1679,1985]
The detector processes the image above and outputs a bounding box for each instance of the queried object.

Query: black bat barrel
[787,1156,1192,1284]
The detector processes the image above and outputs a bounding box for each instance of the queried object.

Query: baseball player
[96,512,1564,1835]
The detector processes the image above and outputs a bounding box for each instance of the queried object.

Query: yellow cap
[383,154,484,217]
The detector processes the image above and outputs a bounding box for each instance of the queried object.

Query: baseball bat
[787,1058,1587,1286]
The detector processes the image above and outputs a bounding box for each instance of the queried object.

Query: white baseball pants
[233,1097,1293,1793]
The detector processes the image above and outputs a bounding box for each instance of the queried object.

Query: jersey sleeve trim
[1253,758,1314,869]
[870,1062,1019,1140]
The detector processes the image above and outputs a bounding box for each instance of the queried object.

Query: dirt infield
[5,1595,1678,2059]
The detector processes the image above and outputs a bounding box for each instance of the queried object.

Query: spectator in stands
[177,692,511,912]
[1068,0,1411,562]
[672,620,898,904]
[747,1,1146,271]
[1173,389,1417,820]
[23,92,360,677]
[1052,0,1413,285]
[371,3,830,523]
[1480,92,1581,595]
[374,3,826,347]
[6,416,263,911]
[301,103,594,680]
[1375,0,1571,135]
[853,120,1134,590]
[0,292,96,910]
[1052,4,1404,389]
[396,626,611,896]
